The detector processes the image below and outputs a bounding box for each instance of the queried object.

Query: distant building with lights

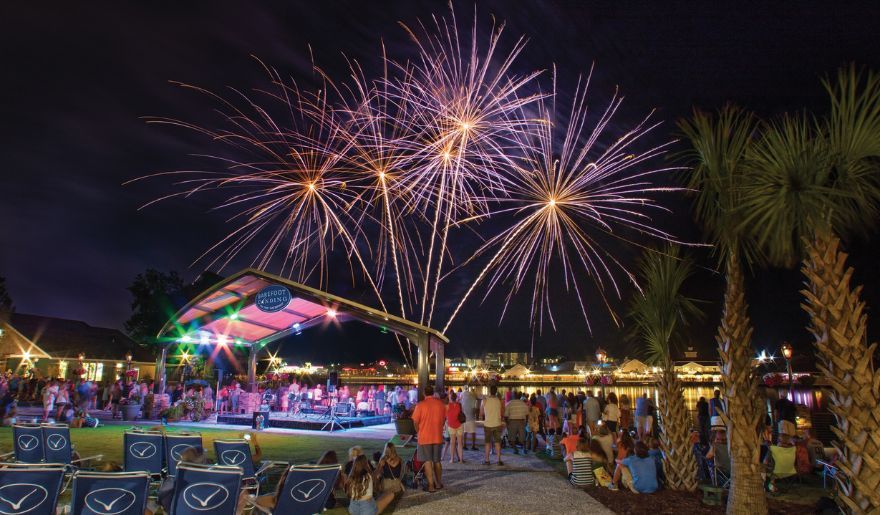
[0,313,156,382]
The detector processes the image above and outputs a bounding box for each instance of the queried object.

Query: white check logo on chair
[0,484,48,515]
[220,450,245,466]
[84,488,136,515]
[182,483,229,511]
[16,436,38,452]
[128,442,156,459]
[46,434,67,451]
[170,444,192,461]
[289,479,326,503]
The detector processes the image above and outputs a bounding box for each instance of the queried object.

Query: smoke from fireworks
[133,6,679,362]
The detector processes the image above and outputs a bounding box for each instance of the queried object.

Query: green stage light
[229,312,239,320]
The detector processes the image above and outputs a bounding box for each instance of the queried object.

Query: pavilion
[156,268,448,406]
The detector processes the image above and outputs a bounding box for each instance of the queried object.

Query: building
[0,313,156,383]
[538,354,566,366]
[483,352,529,368]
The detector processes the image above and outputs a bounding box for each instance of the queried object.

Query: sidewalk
[392,446,613,515]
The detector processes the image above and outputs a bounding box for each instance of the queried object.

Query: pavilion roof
[159,268,448,348]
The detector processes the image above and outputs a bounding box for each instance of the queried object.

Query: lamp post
[780,341,794,399]
[125,352,133,372]
[595,347,607,397]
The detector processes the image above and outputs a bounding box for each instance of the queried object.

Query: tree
[678,105,767,514]
[741,66,880,514]
[125,269,185,346]
[628,246,702,492]
[0,275,13,318]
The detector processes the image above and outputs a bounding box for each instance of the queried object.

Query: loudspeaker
[327,371,338,392]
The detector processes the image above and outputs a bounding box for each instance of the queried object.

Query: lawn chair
[164,433,203,478]
[41,424,102,469]
[0,463,65,515]
[12,424,44,463]
[247,464,342,514]
[70,470,150,515]
[213,440,286,496]
[391,418,417,448]
[123,431,164,477]
[766,444,798,492]
[169,463,242,515]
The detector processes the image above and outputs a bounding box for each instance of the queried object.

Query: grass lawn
[0,424,389,466]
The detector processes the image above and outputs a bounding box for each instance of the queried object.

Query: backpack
[796,443,812,475]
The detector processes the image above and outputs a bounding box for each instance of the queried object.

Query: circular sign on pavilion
[255,285,292,313]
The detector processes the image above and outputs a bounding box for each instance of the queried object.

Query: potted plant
[121,390,143,421]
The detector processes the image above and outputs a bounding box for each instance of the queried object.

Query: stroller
[404,453,428,489]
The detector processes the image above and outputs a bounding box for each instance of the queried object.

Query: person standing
[407,385,419,407]
[603,392,620,433]
[411,385,446,493]
[696,396,710,445]
[635,392,650,439]
[460,387,479,451]
[775,394,797,438]
[446,391,465,463]
[709,389,725,418]
[481,385,504,466]
[504,392,529,454]
[375,385,387,415]
[230,382,241,414]
[584,390,601,434]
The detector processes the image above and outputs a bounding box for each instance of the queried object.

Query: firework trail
[442,67,681,340]
[134,5,679,363]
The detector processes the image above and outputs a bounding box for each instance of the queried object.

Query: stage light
[217,335,227,346]
[200,333,210,345]
[229,312,239,320]
[293,322,301,330]
[326,309,337,318]
[181,335,192,343]
[22,351,31,361]
[235,339,242,345]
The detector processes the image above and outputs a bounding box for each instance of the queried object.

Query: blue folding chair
[249,464,341,515]
[123,431,164,476]
[12,424,44,463]
[213,439,285,494]
[41,424,103,468]
[169,463,242,515]
[70,471,150,515]
[0,463,65,515]
[164,433,203,478]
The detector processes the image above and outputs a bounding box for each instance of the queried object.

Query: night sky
[3,2,880,363]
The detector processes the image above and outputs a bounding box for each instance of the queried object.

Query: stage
[215,411,393,431]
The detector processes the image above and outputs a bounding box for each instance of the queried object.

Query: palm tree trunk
[717,251,767,515]
[801,228,880,514]
[657,358,699,491]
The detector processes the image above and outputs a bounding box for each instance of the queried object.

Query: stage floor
[216,412,392,431]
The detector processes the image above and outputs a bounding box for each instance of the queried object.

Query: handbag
[456,402,466,424]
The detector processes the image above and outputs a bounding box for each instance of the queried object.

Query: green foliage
[0,276,13,317]
[124,269,184,346]
[676,104,762,266]
[628,247,703,365]
[742,66,880,267]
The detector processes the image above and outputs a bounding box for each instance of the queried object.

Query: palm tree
[678,105,767,515]
[741,66,880,514]
[629,246,702,492]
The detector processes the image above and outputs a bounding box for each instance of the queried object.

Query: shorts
[348,498,378,515]
[448,425,464,437]
[463,420,476,433]
[484,425,503,444]
[417,443,442,462]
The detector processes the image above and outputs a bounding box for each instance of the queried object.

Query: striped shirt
[569,452,595,487]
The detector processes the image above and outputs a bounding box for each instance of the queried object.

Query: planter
[122,403,142,421]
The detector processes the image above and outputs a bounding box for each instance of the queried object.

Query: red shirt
[446,401,463,429]
[412,397,446,445]
[561,435,580,456]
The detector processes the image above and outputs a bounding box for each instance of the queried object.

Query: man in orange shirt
[411,384,446,492]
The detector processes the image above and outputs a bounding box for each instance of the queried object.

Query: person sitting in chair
[764,432,797,493]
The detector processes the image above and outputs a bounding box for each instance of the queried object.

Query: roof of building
[159,268,448,347]
[1,313,155,362]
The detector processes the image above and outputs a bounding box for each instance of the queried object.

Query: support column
[433,337,445,391]
[417,334,430,400]
[155,345,168,395]
[248,345,258,393]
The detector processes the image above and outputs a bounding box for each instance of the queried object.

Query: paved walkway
[392,446,613,515]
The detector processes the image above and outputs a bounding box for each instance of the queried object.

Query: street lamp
[125,351,133,371]
[781,341,794,398]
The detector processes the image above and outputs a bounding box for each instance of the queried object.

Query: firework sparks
[134,6,679,363]
[442,67,681,337]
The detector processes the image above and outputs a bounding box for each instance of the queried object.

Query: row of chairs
[0,461,341,515]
